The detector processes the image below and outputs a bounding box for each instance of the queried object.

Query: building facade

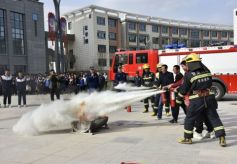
[64,5,234,71]
[0,0,46,74]
[234,8,237,45]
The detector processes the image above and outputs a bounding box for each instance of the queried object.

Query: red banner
[48,12,56,43]
[60,17,67,46]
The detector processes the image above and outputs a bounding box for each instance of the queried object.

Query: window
[203,40,210,46]
[114,54,128,66]
[190,40,200,47]
[180,39,187,46]
[180,28,187,35]
[221,31,228,38]
[211,31,218,37]
[139,23,146,31]
[68,22,72,30]
[152,37,159,44]
[190,29,200,39]
[152,25,159,33]
[161,26,168,34]
[109,46,117,53]
[0,65,7,75]
[128,22,136,30]
[129,47,137,50]
[0,9,6,54]
[97,31,106,39]
[32,13,38,37]
[109,32,116,40]
[172,38,179,44]
[172,27,178,35]
[84,38,88,44]
[129,54,133,64]
[230,32,233,38]
[128,34,137,42]
[203,30,209,37]
[97,16,105,25]
[98,45,106,53]
[136,53,148,64]
[11,12,25,55]
[139,35,146,43]
[14,65,27,74]
[108,18,116,27]
[98,59,107,66]
[161,38,169,45]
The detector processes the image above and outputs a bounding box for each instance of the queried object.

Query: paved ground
[0,94,237,164]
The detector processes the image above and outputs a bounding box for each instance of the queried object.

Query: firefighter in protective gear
[176,53,226,147]
[141,64,155,113]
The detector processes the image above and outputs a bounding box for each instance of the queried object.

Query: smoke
[13,84,164,136]
[114,83,151,91]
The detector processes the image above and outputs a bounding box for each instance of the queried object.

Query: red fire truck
[109,45,237,100]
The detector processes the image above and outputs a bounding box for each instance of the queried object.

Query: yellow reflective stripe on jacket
[189,92,214,100]
[178,93,184,98]
[184,129,193,134]
[176,100,182,104]
[143,77,152,80]
[190,73,212,83]
[214,126,224,131]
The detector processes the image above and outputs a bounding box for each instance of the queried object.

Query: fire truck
[109,45,237,100]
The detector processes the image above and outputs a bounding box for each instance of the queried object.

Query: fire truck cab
[109,45,237,100]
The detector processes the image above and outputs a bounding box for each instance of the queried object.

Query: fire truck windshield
[113,54,128,72]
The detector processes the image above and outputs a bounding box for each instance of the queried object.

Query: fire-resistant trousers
[184,95,225,139]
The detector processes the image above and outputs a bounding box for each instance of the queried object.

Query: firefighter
[141,64,155,113]
[176,53,226,147]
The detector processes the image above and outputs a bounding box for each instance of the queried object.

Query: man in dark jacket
[1,69,13,108]
[86,67,99,94]
[156,64,174,118]
[16,71,27,108]
[134,71,142,87]
[114,66,127,87]
[97,72,105,91]
[49,70,60,101]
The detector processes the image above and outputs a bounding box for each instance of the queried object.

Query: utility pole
[53,0,64,73]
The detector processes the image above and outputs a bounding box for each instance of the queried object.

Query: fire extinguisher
[170,89,176,108]
[161,92,167,104]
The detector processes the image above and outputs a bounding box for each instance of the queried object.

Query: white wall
[234,8,237,45]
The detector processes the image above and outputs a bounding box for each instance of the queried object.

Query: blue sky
[42,0,237,28]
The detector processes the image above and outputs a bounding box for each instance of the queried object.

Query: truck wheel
[211,82,225,101]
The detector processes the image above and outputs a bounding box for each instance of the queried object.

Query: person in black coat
[1,69,13,108]
[134,71,142,87]
[16,71,27,107]
[49,70,60,101]
[86,67,99,94]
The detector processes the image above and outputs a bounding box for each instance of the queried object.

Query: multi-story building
[234,8,237,45]
[64,6,121,71]
[64,5,233,71]
[0,0,46,74]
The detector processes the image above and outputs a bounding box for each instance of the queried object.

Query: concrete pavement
[0,94,237,164]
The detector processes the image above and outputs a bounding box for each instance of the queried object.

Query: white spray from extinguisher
[13,83,165,136]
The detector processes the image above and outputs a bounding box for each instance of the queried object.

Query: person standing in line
[1,69,13,108]
[16,71,27,108]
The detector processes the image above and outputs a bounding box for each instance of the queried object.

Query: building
[0,0,46,74]
[64,5,234,71]
[234,8,237,45]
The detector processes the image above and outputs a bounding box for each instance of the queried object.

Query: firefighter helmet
[143,64,150,69]
[185,53,202,63]
[157,63,163,68]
